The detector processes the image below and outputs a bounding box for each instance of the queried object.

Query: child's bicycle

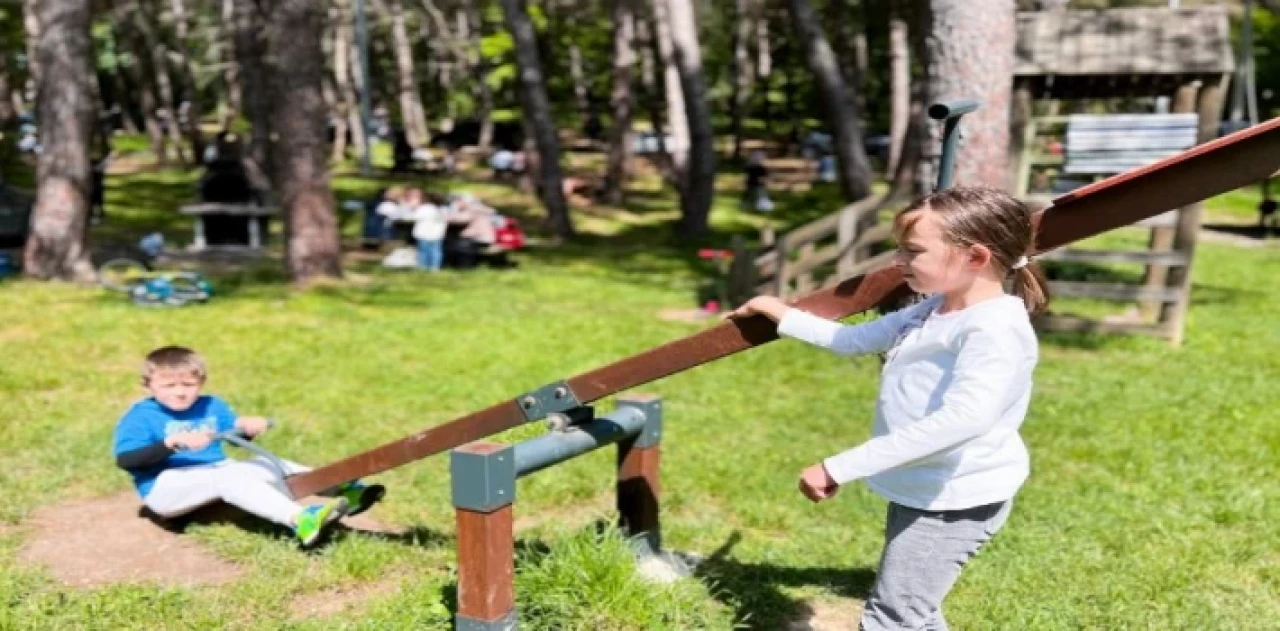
[98,233,214,307]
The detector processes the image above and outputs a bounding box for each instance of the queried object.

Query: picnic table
[178,203,279,250]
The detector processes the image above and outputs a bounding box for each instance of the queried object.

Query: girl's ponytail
[1011,260,1051,316]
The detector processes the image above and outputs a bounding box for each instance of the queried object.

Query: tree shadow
[694,532,877,630]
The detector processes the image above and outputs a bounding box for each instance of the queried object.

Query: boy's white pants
[144,456,311,527]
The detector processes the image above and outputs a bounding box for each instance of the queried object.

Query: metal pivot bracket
[516,380,582,422]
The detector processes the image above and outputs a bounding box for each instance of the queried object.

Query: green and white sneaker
[336,480,386,517]
[294,497,349,547]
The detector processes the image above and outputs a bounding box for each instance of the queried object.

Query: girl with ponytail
[726,186,1047,630]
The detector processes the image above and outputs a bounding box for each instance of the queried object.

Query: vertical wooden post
[1141,81,1200,321]
[1161,75,1226,345]
[836,204,857,277]
[451,442,517,630]
[773,233,788,299]
[615,394,663,556]
[796,241,815,294]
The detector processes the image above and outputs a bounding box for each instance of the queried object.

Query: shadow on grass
[696,532,877,630]
[142,502,453,552]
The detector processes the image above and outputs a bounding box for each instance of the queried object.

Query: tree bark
[267,0,342,281]
[219,0,242,130]
[755,12,772,137]
[788,0,873,202]
[389,0,429,147]
[825,0,867,117]
[463,0,494,150]
[332,0,366,160]
[886,10,910,175]
[600,0,636,204]
[729,0,753,160]
[635,10,668,160]
[137,0,188,164]
[170,0,206,161]
[0,46,14,130]
[24,0,97,283]
[23,0,41,88]
[323,7,349,162]
[115,14,169,165]
[651,0,688,183]
[918,0,1015,189]
[500,0,574,238]
[665,0,715,237]
[233,0,273,176]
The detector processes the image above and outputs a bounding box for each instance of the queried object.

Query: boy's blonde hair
[142,346,207,384]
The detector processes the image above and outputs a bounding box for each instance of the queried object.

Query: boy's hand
[165,430,215,452]
[798,463,840,503]
[235,416,271,437]
[723,295,790,322]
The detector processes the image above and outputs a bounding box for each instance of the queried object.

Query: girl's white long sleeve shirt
[777,293,1038,510]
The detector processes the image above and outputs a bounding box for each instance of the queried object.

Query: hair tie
[1011,255,1029,270]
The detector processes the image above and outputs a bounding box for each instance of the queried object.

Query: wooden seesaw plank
[287,116,1280,498]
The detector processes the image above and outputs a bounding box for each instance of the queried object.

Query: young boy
[113,346,386,547]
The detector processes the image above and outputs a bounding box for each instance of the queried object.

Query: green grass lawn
[0,156,1278,629]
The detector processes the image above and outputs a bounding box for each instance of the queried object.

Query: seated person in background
[445,193,499,269]
[403,188,447,271]
[365,185,407,244]
[113,346,385,548]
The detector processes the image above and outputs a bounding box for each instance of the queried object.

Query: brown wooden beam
[286,115,1280,499]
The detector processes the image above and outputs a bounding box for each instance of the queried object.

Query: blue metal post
[928,99,980,190]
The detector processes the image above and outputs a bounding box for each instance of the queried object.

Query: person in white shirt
[403,188,448,271]
[727,186,1050,631]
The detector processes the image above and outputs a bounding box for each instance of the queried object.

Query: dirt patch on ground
[657,307,719,323]
[16,492,404,588]
[17,493,244,588]
[785,597,866,631]
[289,576,403,620]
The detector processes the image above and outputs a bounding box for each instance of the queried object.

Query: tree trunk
[464,0,494,150]
[664,0,715,237]
[500,0,574,238]
[23,0,41,88]
[24,0,97,283]
[600,0,636,204]
[886,11,910,175]
[219,0,242,130]
[569,43,591,116]
[267,0,342,281]
[332,0,366,160]
[825,0,867,116]
[729,0,753,160]
[322,9,349,163]
[918,0,1015,189]
[651,0,688,184]
[170,0,206,161]
[234,0,273,176]
[138,0,188,164]
[389,0,429,147]
[0,47,14,130]
[788,0,872,201]
[635,10,668,160]
[756,13,772,137]
[116,16,169,165]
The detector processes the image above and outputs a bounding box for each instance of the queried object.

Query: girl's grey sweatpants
[860,500,1013,631]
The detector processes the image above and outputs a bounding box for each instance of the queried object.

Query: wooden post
[836,204,857,277]
[451,442,517,630]
[773,233,788,299]
[1140,81,1200,321]
[1161,75,1226,345]
[615,395,663,556]
[796,241,815,294]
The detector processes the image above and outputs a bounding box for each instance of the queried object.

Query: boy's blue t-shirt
[112,395,237,497]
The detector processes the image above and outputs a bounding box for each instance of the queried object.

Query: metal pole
[927,99,979,191]
[356,0,373,176]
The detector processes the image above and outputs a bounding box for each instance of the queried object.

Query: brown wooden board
[286,116,1280,498]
